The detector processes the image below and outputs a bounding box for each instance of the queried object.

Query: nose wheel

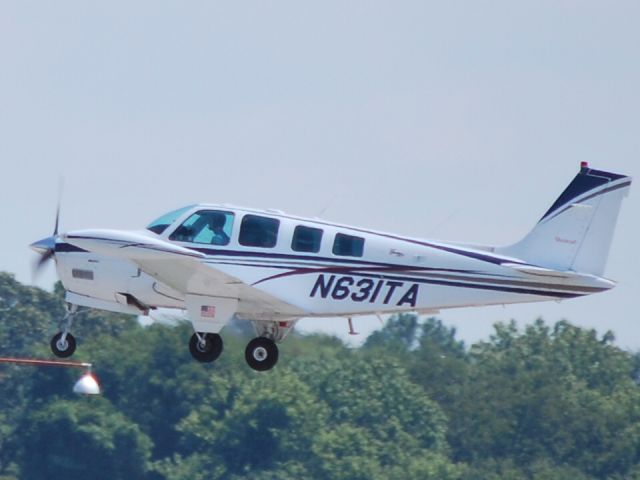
[189,333,223,363]
[245,337,279,371]
[51,304,79,358]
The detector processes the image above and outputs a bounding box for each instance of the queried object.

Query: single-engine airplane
[31,163,631,371]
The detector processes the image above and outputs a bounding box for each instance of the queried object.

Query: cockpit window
[146,206,194,234]
[169,210,234,245]
[239,215,280,248]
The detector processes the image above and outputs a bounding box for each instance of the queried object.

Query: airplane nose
[30,235,56,254]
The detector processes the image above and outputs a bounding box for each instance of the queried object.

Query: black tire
[245,337,279,371]
[51,332,76,358]
[189,333,223,363]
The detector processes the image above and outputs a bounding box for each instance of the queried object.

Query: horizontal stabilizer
[502,263,572,278]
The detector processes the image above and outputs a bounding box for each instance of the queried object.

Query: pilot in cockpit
[207,212,230,245]
[169,210,231,245]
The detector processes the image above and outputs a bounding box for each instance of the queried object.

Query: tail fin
[498,164,631,276]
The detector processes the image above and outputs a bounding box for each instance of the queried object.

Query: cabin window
[169,210,234,245]
[239,215,280,248]
[291,225,323,253]
[333,233,365,257]
[146,205,194,234]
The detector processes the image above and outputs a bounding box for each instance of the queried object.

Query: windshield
[170,210,234,245]
[146,205,194,234]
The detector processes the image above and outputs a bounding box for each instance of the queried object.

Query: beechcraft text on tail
[30,163,632,371]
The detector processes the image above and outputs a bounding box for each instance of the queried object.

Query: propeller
[31,185,63,280]
[33,247,55,272]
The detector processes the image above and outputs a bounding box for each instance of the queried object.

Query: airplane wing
[62,230,306,321]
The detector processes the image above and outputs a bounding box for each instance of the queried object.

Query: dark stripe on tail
[541,167,627,222]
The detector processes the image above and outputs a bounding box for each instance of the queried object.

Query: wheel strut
[189,332,223,363]
[51,304,79,358]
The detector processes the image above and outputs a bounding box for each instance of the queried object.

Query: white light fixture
[73,369,101,395]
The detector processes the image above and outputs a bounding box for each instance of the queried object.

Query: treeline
[0,271,639,479]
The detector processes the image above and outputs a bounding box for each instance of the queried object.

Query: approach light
[0,357,101,395]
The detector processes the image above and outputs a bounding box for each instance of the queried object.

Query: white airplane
[31,163,631,371]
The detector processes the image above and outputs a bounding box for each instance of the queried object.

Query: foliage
[18,398,152,480]
[0,275,639,479]
[448,319,640,478]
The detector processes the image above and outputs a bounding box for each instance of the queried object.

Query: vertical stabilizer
[498,164,631,276]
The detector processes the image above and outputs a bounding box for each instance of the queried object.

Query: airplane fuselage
[53,205,613,321]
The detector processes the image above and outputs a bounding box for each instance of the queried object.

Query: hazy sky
[1,2,638,349]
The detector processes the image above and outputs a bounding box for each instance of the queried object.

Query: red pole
[0,357,91,369]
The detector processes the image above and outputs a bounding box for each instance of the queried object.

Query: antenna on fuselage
[428,208,462,237]
[316,192,345,219]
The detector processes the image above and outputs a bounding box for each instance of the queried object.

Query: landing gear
[189,332,223,363]
[186,320,293,369]
[245,337,279,371]
[51,304,79,358]
[50,332,76,358]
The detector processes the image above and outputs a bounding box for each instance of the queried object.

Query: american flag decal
[200,305,216,318]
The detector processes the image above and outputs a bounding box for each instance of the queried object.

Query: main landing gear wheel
[51,332,76,358]
[245,337,279,371]
[189,333,223,363]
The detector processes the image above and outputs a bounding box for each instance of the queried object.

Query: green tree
[364,312,420,353]
[162,368,326,479]
[0,273,64,356]
[410,317,468,406]
[293,348,457,478]
[84,322,220,459]
[18,398,152,480]
[449,319,640,478]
